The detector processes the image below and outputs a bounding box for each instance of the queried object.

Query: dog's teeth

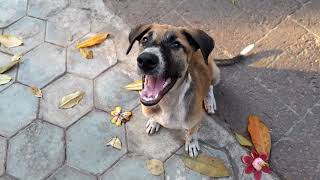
[155,94,159,99]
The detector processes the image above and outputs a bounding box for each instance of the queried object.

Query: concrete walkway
[0,0,319,179]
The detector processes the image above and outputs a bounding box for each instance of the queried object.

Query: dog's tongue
[140,75,166,100]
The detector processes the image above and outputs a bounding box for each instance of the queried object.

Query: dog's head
[126,24,214,106]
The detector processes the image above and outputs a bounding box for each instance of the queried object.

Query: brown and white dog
[126,24,254,157]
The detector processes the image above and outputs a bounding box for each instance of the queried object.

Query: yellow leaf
[146,159,164,176]
[59,90,85,109]
[11,54,22,61]
[79,48,93,59]
[0,58,20,74]
[248,115,271,157]
[180,153,230,177]
[235,133,253,147]
[76,33,109,48]
[0,35,23,48]
[0,74,12,85]
[124,80,142,91]
[30,86,42,98]
[106,137,122,150]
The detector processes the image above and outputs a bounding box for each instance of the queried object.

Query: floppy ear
[182,29,215,64]
[126,24,152,55]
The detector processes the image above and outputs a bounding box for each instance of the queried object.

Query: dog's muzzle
[137,52,159,73]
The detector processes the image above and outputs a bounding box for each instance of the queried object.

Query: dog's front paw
[145,119,160,135]
[204,87,217,114]
[185,138,200,158]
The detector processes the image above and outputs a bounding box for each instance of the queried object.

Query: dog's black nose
[137,53,159,71]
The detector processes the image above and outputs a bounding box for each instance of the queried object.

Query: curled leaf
[76,33,109,48]
[235,133,253,147]
[30,86,42,98]
[79,48,93,59]
[11,54,22,61]
[59,90,85,109]
[0,74,12,85]
[146,159,164,176]
[0,35,23,48]
[180,153,230,177]
[124,80,142,91]
[0,57,20,74]
[106,137,122,150]
[248,115,271,157]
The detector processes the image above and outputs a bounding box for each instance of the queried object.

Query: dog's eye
[171,42,181,49]
[141,37,148,43]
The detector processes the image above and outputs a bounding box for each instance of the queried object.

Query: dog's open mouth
[139,75,177,106]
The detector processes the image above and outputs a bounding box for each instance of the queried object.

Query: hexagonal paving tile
[0,53,16,92]
[67,110,127,174]
[165,144,233,180]
[6,120,64,180]
[28,0,69,19]
[39,74,93,128]
[47,165,96,180]
[94,64,139,112]
[46,8,91,47]
[0,136,6,176]
[17,42,66,88]
[67,33,117,79]
[0,83,38,137]
[126,107,184,161]
[0,0,27,28]
[0,17,45,55]
[102,154,162,180]
[0,175,16,180]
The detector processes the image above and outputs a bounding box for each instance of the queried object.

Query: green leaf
[235,133,253,147]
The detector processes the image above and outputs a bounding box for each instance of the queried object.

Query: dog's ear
[182,29,214,64]
[126,24,152,55]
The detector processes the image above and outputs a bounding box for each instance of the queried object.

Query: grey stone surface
[6,120,64,180]
[126,107,184,161]
[101,154,162,180]
[0,175,16,180]
[94,63,139,112]
[0,83,38,137]
[0,137,6,176]
[165,144,233,180]
[28,0,69,19]
[0,0,27,28]
[39,74,93,127]
[67,110,126,174]
[46,8,91,46]
[67,34,117,79]
[18,42,66,88]
[47,165,96,180]
[0,17,45,55]
[0,53,16,92]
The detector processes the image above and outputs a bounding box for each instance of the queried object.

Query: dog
[126,24,254,157]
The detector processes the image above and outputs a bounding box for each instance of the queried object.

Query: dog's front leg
[145,118,160,135]
[185,124,200,158]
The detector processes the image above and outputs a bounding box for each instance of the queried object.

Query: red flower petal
[245,165,254,174]
[262,166,272,174]
[259,154,268,161]
[242,155,253,164]
[251,150,259,159]
[254,171,262,180]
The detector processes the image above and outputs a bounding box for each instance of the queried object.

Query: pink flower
[241,150,272,180]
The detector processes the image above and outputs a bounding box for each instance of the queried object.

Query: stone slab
[47,165,96,180]
[0,0,27,28]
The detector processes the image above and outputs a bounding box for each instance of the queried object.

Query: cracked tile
[0,0,27,28]
[28,0,69,19]
[0,53,16,92]
[47,165,96,180]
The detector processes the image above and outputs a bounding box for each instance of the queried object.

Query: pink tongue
[142,75,165,98]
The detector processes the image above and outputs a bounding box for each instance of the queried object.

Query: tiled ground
[0,0,319,179]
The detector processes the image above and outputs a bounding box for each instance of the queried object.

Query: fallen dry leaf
[30,86,42,98]
[124,80,142,91]
[0,74,12,85]
[76,33,109,48]
[235,133,253,147]
[0,35,23,48]
[146,159,164,176]
[248,115,271,157]
[59,90,85,109]
[79,48,93,59]
[180,153,230,177]
[11,54,22,61]
[0,57,20,74]
[106,137,122,150]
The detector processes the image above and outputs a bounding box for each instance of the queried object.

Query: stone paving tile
[0,17,45,55]
[39,74,93,128]
[6,120,64,180]
[271,104,320,180]
[165,144,233,180]
[18,42,66,88]
[47,165,96,180]
[28,0,69,20]
[94,63,139,112]
[0,0,27,28]
[67,110,127,174]
[0,137,6,176]
[0,83,38,137]
[46,8,91,47]
[101,154,162,180]
[0,53,16,92]
[0,175,16,180]
[67,33,117,79]
[126,107,184,161]
[157,10,191,28]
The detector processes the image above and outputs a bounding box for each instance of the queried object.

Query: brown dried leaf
[79,48,93,59]
[146,159,164,176]
[235,133,253,147]
[0,35,23,48]
[248,115,271,157]
[124,80,142,91]
[0,74,12,85]
[76,33,109,48]
[106,137,122,150]
[59,90,85,109]
[30,86,42,98]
